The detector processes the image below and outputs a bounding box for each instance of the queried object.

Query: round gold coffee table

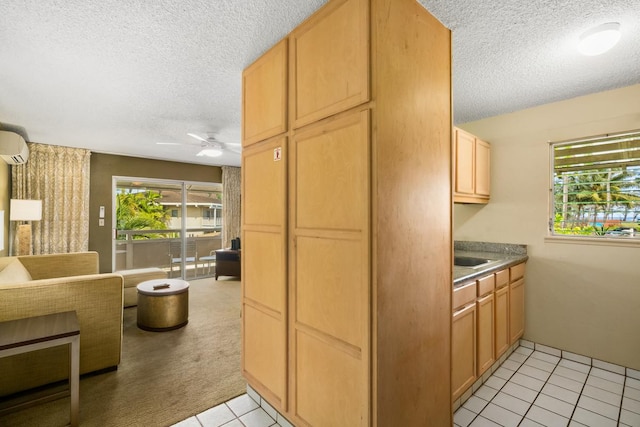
[136,279,189,331]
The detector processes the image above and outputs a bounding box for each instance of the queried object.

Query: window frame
[548,129,640,245]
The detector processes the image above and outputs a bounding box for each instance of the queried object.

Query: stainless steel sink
[454,256,492,267]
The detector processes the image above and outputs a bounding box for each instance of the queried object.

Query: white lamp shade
[10,199,42,221]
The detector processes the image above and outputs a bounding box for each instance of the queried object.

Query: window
[550,130,640,239]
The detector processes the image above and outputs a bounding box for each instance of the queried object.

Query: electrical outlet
[99,219,105,226]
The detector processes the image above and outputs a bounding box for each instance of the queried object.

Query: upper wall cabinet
[454,127,491,204]
[290,0,369,129]
[242,39,288,147]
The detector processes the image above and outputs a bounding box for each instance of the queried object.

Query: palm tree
[555,167,640,234]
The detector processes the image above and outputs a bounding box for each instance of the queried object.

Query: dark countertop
[453,241,528,287]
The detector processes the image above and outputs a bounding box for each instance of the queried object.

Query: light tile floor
[171,393,293,427]
[455,345,640,427]
[171,344,640,427]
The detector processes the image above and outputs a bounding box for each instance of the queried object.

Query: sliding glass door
[113,177,223,279]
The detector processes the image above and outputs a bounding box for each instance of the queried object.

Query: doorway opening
[112,177,223,279]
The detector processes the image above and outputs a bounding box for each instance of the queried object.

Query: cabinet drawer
[510,263,526,282]
[495,269,509,288]
[453,282,477,310]
[477,274,495,297]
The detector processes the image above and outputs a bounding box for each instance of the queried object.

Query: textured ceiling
[1,0,639,167]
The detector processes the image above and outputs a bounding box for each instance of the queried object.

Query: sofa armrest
[0,273,123,397]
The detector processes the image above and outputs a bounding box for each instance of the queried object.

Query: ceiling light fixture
[578,22,621,56]
[197,148,223,157]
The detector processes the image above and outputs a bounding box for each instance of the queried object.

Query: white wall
[455,84,640,370]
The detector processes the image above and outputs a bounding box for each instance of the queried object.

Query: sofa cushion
[0,259,33,284]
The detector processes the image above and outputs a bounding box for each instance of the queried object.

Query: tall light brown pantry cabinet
[241,0,452,426]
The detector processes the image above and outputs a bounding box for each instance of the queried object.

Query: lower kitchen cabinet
[509,277,525,343]
[494,284,510,357]
[452,262,527,402]
[452,303,476,401]
[509,262,526,344]
[476,292,495,376]
[494,268,510,358]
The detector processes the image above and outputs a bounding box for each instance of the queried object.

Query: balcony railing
[115,228,223,278]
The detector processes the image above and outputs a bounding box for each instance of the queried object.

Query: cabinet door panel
[244,231,285,312]
[296,236,364,347]
[510,278,525,343]
[452,304,476,401]
[291,0,369,128]
[295,330,364,426]
[475,139,491,196]
[477,293,495,375]
[243,137,287,226]
[494,285,509,358]
[243,305,286,406]
[243,39,288,146]
[455,129,475,195]
[294,110,369,231]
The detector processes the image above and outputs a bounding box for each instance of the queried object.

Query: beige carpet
[0,277,245,427]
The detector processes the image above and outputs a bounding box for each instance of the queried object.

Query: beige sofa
[0,251,123,397]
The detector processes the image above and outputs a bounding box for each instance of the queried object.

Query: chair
[198,250,217,277]
[214,249,241,280]
[168,239,198,278]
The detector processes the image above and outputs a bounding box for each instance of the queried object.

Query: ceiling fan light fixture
[198,148,223,157]
[578,22,621,56]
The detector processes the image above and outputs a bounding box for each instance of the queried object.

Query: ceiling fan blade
[187,133,209,143]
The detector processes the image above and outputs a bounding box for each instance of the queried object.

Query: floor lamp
[10,199,42,256]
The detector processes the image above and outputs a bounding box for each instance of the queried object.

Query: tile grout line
[566,362,592,423]
[472,346,536,426]
[516,350,560,426]
[474,345,529,426]
[617,374,626,425]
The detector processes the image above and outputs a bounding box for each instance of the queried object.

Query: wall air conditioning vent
[0,131,29,164]
[10,154,27,164]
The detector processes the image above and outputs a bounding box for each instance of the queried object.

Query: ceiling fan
[157,133,241,157]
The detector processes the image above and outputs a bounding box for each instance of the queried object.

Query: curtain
[12,143,91,255]
[221,166,241,249]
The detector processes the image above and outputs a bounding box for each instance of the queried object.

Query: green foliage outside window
[116,191,171,239]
